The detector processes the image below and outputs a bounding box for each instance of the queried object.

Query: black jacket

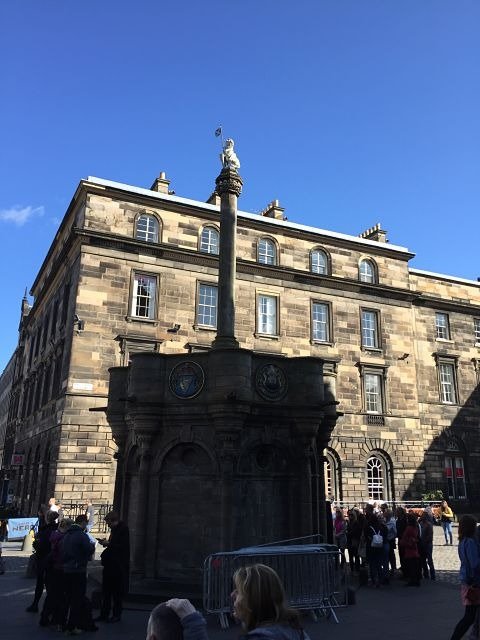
[101,521,130,573]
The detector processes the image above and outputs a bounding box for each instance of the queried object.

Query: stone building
[0,169,479,518]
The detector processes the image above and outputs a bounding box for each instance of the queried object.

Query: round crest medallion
[169,361,205,399]
[255,364,287,401]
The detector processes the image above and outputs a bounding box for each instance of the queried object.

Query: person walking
[450,515,480,640]
[441,499,454,545]
[96,511,130,623]
[334,508,347,566]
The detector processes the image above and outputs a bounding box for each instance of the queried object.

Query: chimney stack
[359,223,387,243]
[150,171,171,194]
[260,199,285,220]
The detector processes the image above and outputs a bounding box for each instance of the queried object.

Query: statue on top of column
[220,138,241,170]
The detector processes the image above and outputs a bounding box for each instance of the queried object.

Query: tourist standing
[26,510,58,613]
[399,513,421,586]
[441,499,454,545]
[450,515,480,640]
[96,511,130,623]
[62,515,96,634]
[334,508,347,566]
[419,511,436,580]
[84,499,95,533]
[384,508,397,575]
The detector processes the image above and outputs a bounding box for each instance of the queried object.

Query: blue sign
[7,518,38,540]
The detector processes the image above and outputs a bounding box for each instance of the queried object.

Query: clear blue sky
[1,1,479,371]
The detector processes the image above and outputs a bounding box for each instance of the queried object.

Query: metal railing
[58,503,112,534]
[203,541,347,629]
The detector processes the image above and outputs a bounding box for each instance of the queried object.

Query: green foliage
[421,489,444,501]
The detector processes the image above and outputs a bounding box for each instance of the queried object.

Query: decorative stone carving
[169,361,205,399]
[255,364,287,401]
[215,167,243,198]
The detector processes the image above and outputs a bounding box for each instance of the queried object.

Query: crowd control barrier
[203,542,347,629]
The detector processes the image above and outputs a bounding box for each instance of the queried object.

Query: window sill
[475,342,480,348]
[311,340,334,346]
[254,333,280,340]
[361,347,383,354]
[193,324,216,332]
[125,316,159,326]
[435,338,453,344]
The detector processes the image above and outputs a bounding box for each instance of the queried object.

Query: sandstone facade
[0,173,479,514]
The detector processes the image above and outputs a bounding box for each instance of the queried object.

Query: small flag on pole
[215,126,222,137]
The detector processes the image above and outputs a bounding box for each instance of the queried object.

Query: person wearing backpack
[384,509,397,576]
[365,514,388,587]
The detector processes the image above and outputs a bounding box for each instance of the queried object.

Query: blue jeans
[442,521,453,544]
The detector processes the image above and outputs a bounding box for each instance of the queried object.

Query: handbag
[370,526,383,548]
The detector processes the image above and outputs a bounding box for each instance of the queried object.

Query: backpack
[370,526,384,548]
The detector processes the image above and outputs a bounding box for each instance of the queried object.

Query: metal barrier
[203,543,347,629]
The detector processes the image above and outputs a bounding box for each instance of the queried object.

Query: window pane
[311,250,327,275]
[312,302,329,342]
[197,284,218,327]
[359,260,375,283]
[132,274,156,318]
[439,363,456,403]
[361,310,378,348]
[365,373,382,413]
[367,456,384,501]
[258,239,276,265]
[474,318,480,342]
[136,215,159,243]
[435,313,449,340]
[258,295,277,334]
[200,227,219,254]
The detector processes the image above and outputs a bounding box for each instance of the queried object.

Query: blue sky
[1,1,479,371]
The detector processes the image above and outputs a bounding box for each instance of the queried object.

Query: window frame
[195,281,218,329]
[474,318,480,344]
[357,363,388,416]
[435,312,451,341]
[359,258,377,284]
[445,455,467,500]
[366,454,390,502]
[437,360,458,405]
[135,212,161,244]
[128,272,159,322]
[256,292,279,337]
[310,248,329,275]
[360,308,381,350]
[311,300,332,344]
[257,237,278,266]
[199,225,220,255]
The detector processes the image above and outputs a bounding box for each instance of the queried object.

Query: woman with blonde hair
[164,564,310,640]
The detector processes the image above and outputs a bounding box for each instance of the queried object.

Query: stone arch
[154,442,219,580]
[324,447,342,503]
[151,437,217,476]
[257,236,279,266]
[363,448,394,503]
[358,256,378,284]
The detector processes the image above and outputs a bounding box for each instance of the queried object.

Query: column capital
[215,168,243,197]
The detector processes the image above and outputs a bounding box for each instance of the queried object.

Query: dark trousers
[100,568,125,619]
[41,567,67,626]
[64,572,87,631]
[404,556,421,585]
[33,559,47,604]
[451,605,479,640]
[421,541,436,579]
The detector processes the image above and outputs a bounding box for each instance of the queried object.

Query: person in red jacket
[400,512,421,586]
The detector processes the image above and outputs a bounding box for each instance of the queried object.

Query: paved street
[0,523,465,640]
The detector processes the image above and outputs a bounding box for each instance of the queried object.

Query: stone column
[212,167,243,349]
[131,432,153,574]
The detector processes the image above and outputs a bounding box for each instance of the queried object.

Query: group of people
[25,498,130,635]
[333,499,457,588]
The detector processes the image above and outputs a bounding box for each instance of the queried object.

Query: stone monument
[105,141,340,591]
